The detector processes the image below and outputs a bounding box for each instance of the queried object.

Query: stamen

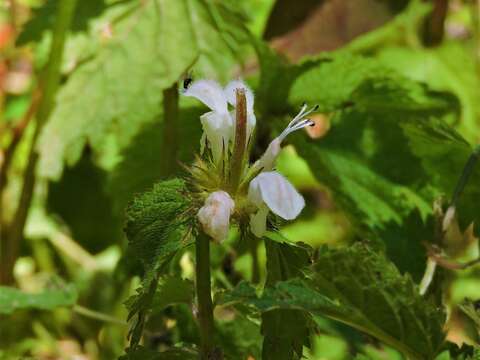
[278,104,318,141]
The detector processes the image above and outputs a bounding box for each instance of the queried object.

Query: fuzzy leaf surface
[124,178,193,347]
[220,244,445,359]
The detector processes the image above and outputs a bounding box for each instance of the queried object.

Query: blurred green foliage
[1,0,480,359]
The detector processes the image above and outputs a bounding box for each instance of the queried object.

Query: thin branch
[161,83,179,177]
[73,305,127,326]
[426,245,480,271]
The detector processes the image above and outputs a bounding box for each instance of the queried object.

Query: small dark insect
[183,75,193,90]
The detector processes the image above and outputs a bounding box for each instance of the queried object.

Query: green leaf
[274,52,480,277]
[261,233,313,360]
[459,299,480,334]
[108,107,203,212]
[150,276,194,315]
[124,178,193,347]
[220,244,446,359]
[259,51,470,238]
[17,0,109,44]
[377,42,480,143]
[215,312,262,360]
[37,0,251,180]
[437,344,480,360]
[120,346,198,360]
[0,284,77,314]
[48,153,123,253]
[125,178,192,273]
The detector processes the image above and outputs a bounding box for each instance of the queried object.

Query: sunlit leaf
[37,0,251,180]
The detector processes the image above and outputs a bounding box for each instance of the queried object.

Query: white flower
[197,191,235,242]
[224,80,256,140]
[248,171,305,237]
[257,103,317,171]
[247,104,316,237]
[183,79,255,162]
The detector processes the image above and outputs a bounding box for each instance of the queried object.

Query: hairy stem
[161,83,179,177]
[229,89,247,192]
[196,231,215,359]
[0,0,78,284]
[250,236,260,284]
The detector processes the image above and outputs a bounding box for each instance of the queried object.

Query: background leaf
[0,283,77,314]
[37,0,251,180]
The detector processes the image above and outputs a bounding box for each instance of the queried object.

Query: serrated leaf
[0,284,77,314]
[220,244,446,359]
[261,233,313,360]
[37,0,251,180]
[269,51,480,277]
[124,178,193,347]
[259,50,473,237]
[459,300,480,335]
[377,42,480,143]
[124,178,192,273]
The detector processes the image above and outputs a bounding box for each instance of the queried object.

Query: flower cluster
[183,79,316,241]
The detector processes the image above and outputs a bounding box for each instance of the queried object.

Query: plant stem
[161,83,179,177]
[250,236,260,284]
[229,89,247,192]
[423,0,449,46]
[450,145,480,208]
[195,231,215,359]
[0,0,78,285]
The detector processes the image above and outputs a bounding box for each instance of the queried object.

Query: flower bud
[197,191,235,242]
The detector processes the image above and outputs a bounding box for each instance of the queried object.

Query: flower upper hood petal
[200,111,233,162]
[248,171,305,220]
[184,79,228,114]
[224,79,254,113]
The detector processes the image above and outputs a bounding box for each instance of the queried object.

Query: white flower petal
[248,171,304,220]
[200,111,234,162]
[255,104,316,171]
[250,205,269,238]
[247,112,256,140]
[184,79,228,114]
[229,110,257,142]
[256,138,280,172]
[198,191,235,242]
[224,79,254,113]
